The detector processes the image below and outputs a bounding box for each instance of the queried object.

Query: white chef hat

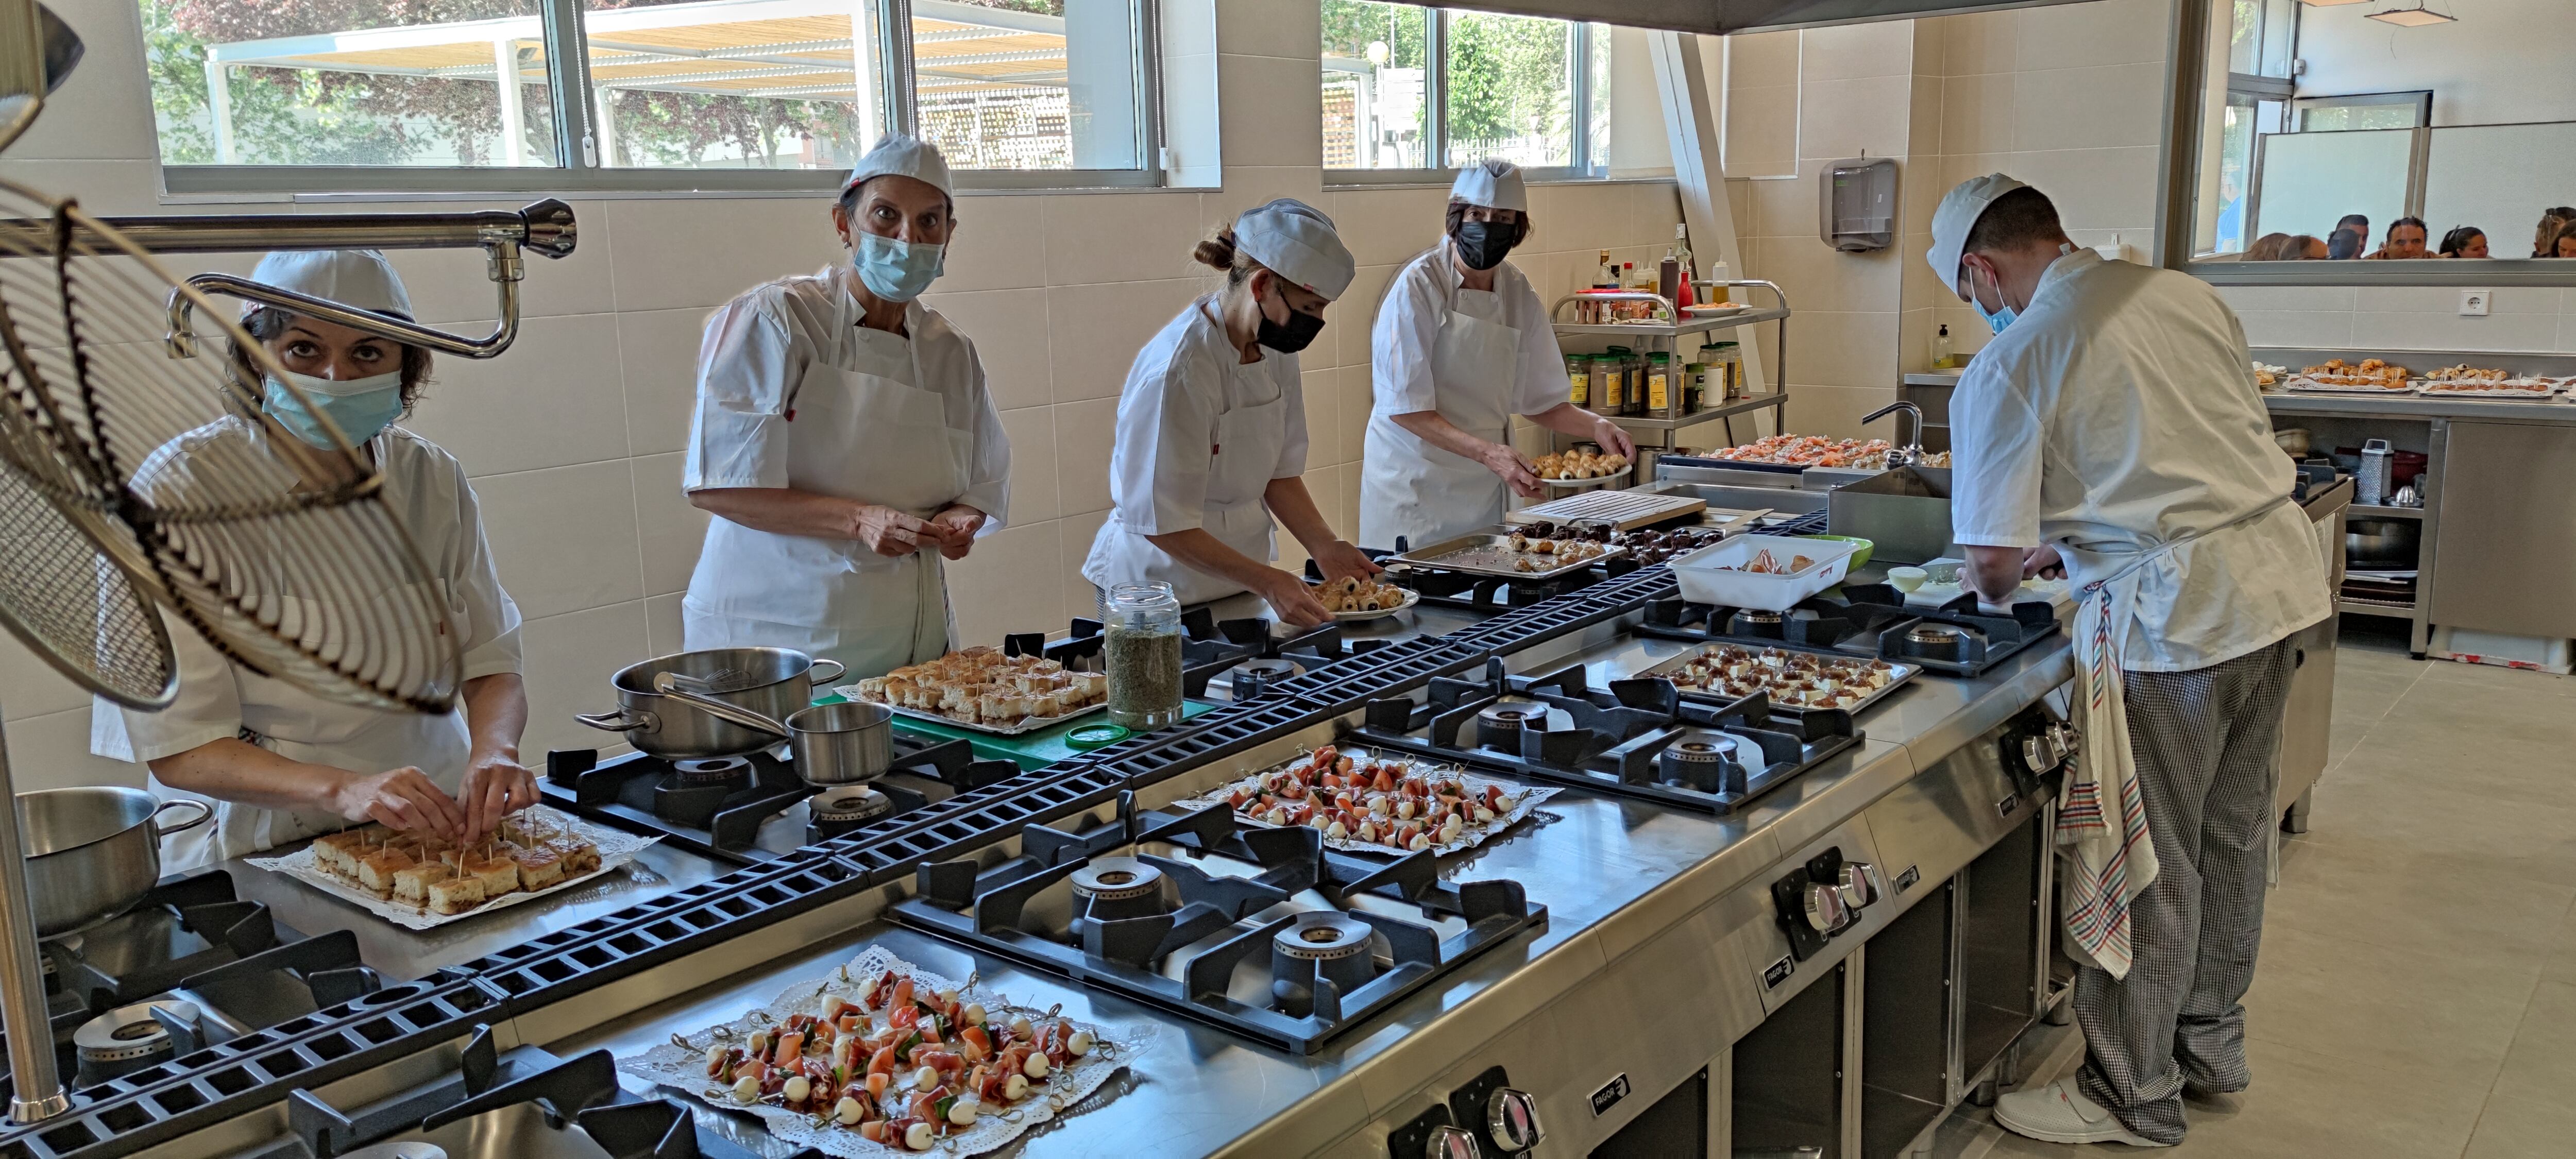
[1927,173,2031,288]
[1232,198,1355,300]
[841,133,954,201]
[247,249,414,319]
[1449,159,1528,212]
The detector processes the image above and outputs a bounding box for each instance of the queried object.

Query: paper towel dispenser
[1820,157,1896,253]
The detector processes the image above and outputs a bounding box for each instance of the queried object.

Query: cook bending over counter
[1082,199,1378,628]
[91,249,534,871]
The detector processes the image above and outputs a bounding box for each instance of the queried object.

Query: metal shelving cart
[1546,280,1792,468]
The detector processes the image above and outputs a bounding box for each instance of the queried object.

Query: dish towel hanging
[2057,577,2160,979]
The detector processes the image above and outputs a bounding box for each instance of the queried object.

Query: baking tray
[1177,745,1556,857]
[839,685,1111,736]
[1507,488,1706,529]
[1630,643,1919,715]
[1388,532,1628,580]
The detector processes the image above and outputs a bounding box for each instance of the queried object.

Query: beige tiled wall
[0,0,1682,791]
[2218,285,2576,353]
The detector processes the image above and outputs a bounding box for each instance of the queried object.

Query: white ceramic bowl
[1885,566,1928,593]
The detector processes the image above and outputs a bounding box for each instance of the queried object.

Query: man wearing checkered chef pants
[1929,175,2331,1147]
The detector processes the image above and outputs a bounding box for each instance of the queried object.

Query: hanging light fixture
[2365,2,2456,24]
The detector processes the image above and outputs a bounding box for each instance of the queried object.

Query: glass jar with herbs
[1103,582,1185,730]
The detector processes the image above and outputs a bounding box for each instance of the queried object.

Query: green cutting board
[810,694,1215,770]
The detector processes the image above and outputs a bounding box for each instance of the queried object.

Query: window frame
[154,0,1168,198]
[1321,7,1602,189]
[2290,89,2432,133]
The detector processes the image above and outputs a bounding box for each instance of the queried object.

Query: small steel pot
[576,647,844,760]
[19,788,212,939]
[643,677,894,786]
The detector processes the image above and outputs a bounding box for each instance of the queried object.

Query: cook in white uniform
[1932,176,2329,1150]
[1081,199,1378,628]
[683,135,1010,677]
[1359,161,1633,548]
[91,250,534,871]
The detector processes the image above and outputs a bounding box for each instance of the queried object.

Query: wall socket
[2460,288,2493,316]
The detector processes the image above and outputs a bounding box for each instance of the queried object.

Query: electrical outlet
[2459,288,2493,317]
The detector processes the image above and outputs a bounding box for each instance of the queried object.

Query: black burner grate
[1635,584,2060,677]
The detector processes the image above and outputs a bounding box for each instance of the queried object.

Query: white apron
[1358,304,1522,549]
[2053,493,2295,979]
[685,291,970,678]
[1084,361,1292,607]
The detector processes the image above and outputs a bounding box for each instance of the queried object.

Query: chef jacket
[93,418,522,868]
[1947,248,2329,672]
[1370,241,1570,418]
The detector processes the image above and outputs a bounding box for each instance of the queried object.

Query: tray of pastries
[247,806,646,930]
[841,646,1109,735]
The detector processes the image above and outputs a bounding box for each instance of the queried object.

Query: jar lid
[1065,723,1132,749]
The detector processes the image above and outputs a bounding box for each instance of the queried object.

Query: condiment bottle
[1931,323,1956,369]
[1102,582,1184,730]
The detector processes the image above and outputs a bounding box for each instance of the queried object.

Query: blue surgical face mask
[1969,263,2016,335]
[852,231,945,302]
[262,369,404,448]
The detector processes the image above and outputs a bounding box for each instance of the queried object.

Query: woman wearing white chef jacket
[90,249,535,871]
[1082,199,1379,629]
[682,134,1010,677]
[1359,160,1634,549]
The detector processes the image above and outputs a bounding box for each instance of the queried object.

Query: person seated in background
[2242,232,2294,261]
[2363,217,2430,259]
[2552,220,2576,258]
[2535,208,2576,257]
[2326,227,2366,260]
[2438,227,2488,258]
[2293,234,2328,259]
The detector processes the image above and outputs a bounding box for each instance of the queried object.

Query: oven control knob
[1485,1086,1544,1152]
[1803,880,1848,933]
[1426,1123,1483,1159]
[1836,861,1879,910]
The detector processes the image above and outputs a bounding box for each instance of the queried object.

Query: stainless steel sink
[1631,477,1830,516]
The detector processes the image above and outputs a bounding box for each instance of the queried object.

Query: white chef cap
[248,249,414,319]
[1927,173,2031,287]
[1449,159,1528,212]
[841,133,954,201]
[1232,198,1355,300]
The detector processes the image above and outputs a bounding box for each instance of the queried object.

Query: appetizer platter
[246,806,654,930]
[2252,361,2286,389]
[1392,531,1626,579]
[841,645,1110,736]
[624,947,1138,1157]
[1699,434,1950,471]
[2286,358,2414,394]
[1184,744,1555,856]
[1313,574,1418,620]
[1637,643,1918,713]
[1533,447,1631,485]
[2416,375,2560,399]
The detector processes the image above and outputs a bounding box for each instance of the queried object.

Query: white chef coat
[1082,298,1308,606]
[1947,248,2329,672]
[90,419,523,871]
[682,269,1010,677]
[1358,240,1571,549]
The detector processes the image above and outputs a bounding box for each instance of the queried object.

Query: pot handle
[150,798,214,839]
[576,709,654,732]
[806,658,845,686]
[651,673,790,738]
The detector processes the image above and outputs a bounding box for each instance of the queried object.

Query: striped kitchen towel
[2057,579,2159,979]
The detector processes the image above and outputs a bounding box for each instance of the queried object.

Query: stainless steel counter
[2263,391,2576,424]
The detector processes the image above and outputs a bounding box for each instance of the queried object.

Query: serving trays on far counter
[1632,642,1919,715]
[1388,532,1627,580]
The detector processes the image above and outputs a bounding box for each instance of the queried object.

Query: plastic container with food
[1669,534,1862,611]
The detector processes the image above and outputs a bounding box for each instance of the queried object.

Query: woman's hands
[1257,570,1333,628]
[2022,544,2066,580]
[927,504,988,560]
[459,747,540,845]
[1478,442,1544,498]
[329,767,465,839]
[852,503,984,559]
[1590,414,1637,459]
[1311,539,1381,584]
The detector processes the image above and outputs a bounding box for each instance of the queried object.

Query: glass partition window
[1321,1,1430,169]
[1442,10,1571,168]
[145,0,1159,188]
[1321,4,1603,180]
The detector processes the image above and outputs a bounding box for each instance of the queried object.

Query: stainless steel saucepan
[18,788,213,939]
[576,647,844,760]
[646,675,894,786]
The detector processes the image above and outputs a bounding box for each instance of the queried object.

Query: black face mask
[1451,219,1516,270]
[1255,284,1328,353]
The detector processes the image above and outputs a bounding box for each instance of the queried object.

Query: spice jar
[1565,353,1590,407]
[1103,582,1184,730]
[1598,348,1628,414]
[1646,352,1673,417]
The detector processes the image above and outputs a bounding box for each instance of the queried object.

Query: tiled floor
[1942,623,2576,1158]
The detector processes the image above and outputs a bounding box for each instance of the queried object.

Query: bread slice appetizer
[392,860,455,908]
[426,873,485,916]
[354,845,415,899]
[511,843,566,891]
[459,847,521,897]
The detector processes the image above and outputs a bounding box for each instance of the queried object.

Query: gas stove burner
[1230,657,1301,702]
[1656,731,1742,794]
[1901,623,1978,663]
[1476,702,1546,751]
[1274,913,1372,962]
[74,999,199,1086]
[810,786,894,823]
[1069,857,1164,902]
[1272,913,1378,1019]
[1728,608,1788,639]
[671,757,751,787]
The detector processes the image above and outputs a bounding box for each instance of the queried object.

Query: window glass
[1321,0,1429,169]
[913,0,1141,171]
[583,0,877,172]
[1583,21,1609,174]
[1443,10,1571,168]
[2298,100,2422,133]
[144,0,552,166]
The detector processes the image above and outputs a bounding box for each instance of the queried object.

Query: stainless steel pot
[646,676,893,786]
[18,789,212,939]
[575,647,844,760]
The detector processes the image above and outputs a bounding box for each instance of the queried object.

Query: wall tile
[2354,286,2561,316]
[1728,29,1802,90]
[5,709,143,794]
[999,407,1060,523]
[946,520,1067,648]
[2005,146,2161,234]
[1336,263,1400,369]
[0,159,166,216]
[945,191,1053,292]
[631,452,708,598]
[1057,508,1112,619]
[605,196,840,313]
[519,601,652,758]
[1301,367,1344,466]
[365,204,618,326]
[1219,54,1324,171]
[1333,461,1362,543]
[475,460,645,619]
[1940,73,2014,158]
[618,307,711,457]
[1047,278,1203,402]
[1214,0,1320,59]
[1786,310,1902,389]
[1798,76,1912,162]
[1755,240,1904,314]
[1042,192,1218,286]
[1336,365,1375,471]
[1747,169,1818,241]
[920,288,1051,411]
[406,314,628,478]
[2218,285,2363,314]
[644,592,687,656]
[1055,396,1121,517]
[0,633,99,722]
[2351,311,2560,353]
[1799,21,1915,82]
[13,0,155,162]
[2017,0,2169,71]
[1332,187,1450,268]
[1786,383,1900,440]
[2013,63,2165,153]
[1204,166,1327,235]
[1628,183,1686,248]
[1936,11,2018,77]
[2234,311,2359,350]
[1534,183,1612,255]
[1724,84,1799,179]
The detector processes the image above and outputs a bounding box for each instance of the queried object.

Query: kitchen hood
[1386,0,2094,35]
